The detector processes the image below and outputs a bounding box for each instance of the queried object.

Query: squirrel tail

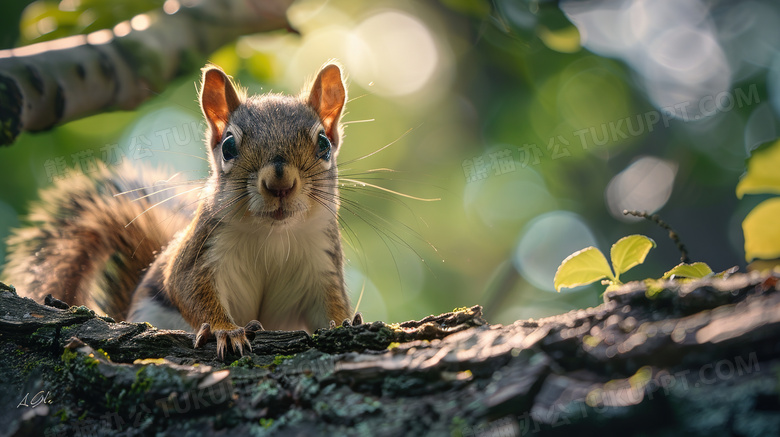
[3,162,197,321]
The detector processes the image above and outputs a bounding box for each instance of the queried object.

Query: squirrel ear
[200,66,241,149]
[307,63,346,147]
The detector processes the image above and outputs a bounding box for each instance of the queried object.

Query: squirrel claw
[194,323,252,360]
[328,320,336,330]
[215,327,252,359]
[352,312,363,326]
[244,320,264,340]
[194,322,211,349]
[214,327,252,360]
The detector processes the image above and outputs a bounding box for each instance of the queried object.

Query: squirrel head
[199,63,347,227]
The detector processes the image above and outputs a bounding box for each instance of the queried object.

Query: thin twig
[623,210,690,263]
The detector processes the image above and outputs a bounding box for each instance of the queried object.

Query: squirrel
[2,62,361,359]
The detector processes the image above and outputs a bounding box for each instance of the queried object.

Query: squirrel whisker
[195,193,250,263]
[145,149,211,163]
[112,178,206,198]
[340,178,439,202]
[122,181,207,203]
[129,192,207,259]
[306,189,364,255]
[341,118,375,125]
[336,127,416,167]
[309,188,436,272]
[125,185,204,228]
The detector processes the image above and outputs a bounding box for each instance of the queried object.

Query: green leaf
[662,262,714,279]
[743,197,780,261]
[713,266,739,279]
[554,247,614,292]
[736,139,780,199]
[538,25,581,54]
[609,235,656,279]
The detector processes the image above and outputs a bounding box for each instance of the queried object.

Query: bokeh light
[463,162,557,231]
[119,108,207,174]
[348,11,443,98]
[606,156,678,222]
[2,0,779,326]
[513,211,597,292]
[563,0,732,120]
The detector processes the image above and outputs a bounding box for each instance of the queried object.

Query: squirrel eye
[222,133,238,161]
[317,132,331,161]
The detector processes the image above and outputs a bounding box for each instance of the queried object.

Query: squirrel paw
[328,313,363,329]
[44,294,70,310]
[194,322,252,360]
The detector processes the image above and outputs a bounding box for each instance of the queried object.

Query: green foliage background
[0,0,774,324]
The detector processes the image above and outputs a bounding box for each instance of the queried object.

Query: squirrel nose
[259,157,299,199]
[263,178,296,198]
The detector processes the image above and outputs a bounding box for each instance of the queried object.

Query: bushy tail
[2,162,198,321]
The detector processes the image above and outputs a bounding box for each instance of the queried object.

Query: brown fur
[3,63,351,359]
[3,163,193,320]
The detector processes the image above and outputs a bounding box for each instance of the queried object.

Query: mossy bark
[2,272,780,436]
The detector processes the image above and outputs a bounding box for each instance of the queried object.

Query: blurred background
[0,0,776,325]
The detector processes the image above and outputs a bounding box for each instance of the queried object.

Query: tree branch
[0,0,294,146]
[3,272,780,435]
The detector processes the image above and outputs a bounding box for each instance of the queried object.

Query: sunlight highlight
[605,156,678,222]
[513,211,597,293]
[347,11,442,98]
[562,0,733,120]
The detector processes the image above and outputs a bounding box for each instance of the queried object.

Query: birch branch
[0,0,294,146]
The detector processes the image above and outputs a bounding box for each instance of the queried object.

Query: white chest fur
[208,210,334,332]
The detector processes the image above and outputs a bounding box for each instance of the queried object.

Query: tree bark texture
[2,271,780,436]
[0,0,293,146]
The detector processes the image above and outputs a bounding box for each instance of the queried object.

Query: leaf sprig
[553,234,717,292]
